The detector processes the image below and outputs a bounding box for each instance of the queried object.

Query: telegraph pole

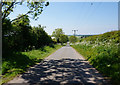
[72,30,78,36]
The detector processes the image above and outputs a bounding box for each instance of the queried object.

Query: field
[1,44,62,84]
[72,30,120,84]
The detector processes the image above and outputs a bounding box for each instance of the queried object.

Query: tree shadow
[18,58,110,85]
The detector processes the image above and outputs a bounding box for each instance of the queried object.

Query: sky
[9,2,118,35]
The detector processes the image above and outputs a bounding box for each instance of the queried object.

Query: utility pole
[72,30,78,36]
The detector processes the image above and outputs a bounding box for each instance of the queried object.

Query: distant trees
[69,36,77,43]
[52,28,64,43]
[52,28,68,44]
[59,34,68,45]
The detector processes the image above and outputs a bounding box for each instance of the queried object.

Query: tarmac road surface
[6,44,110,85]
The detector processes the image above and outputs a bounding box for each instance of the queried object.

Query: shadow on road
[20,58,109,85]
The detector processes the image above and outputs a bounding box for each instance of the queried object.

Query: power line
[80,2,102,27]
[72,30,78,36]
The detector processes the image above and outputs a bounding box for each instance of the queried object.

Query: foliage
[3,15,52,54]
[59,34,68,44]
[81,30,120,43]
[2,18,13,54]
[32,25,52,48]
[1,1,60,84]
[52,38,57,44]
[2,1,49,22]
[10,15,32,51]
[72,30,120,85]
[2,1,52,54]
[2,45,62,84]
[69,36,77,43]
[52,28,64,43]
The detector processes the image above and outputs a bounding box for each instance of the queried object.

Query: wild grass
[1,44,62,84]
[72,30,120,85]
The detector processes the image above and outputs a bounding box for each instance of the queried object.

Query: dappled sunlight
[8,58,109,84]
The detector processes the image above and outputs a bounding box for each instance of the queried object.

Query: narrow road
[7,44,109,85]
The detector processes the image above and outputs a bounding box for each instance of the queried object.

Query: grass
[1,44,62,84]
[72,30,120,85]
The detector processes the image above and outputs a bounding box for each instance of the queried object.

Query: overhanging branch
[11,11,33,22]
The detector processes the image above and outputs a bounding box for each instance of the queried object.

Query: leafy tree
[2,18,13,54]
[2,1,53,56]
[2,1,49,22]
[52,28,64,43]
[12,15,32,51]
[69,36,77,43]
[59,34,68,45]
[3,14,53,53]
[2,18,12,36]
[2,1,50,52]
[52,38,57,44]
[32,25,52,48]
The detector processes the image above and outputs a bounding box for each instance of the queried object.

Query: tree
[52,28,64,43]
[2,1,49,22]
[59,34,68,45]
[2,18,13,54]
[12,15,32,51]
[2,1,50,52]
[32,25,52,48]
[69,36,77,43]
[2,15,32,51]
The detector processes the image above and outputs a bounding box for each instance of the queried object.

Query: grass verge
[72,30,120,85]
[73,31,120,85]
[1,44,62,84]
[72,43,120,85]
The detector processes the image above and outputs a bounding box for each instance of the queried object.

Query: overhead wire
[79,2,94,28]
[80,1,103,28]
[84,2,102,24]
[74,2,86,31]
[77,2,88,32]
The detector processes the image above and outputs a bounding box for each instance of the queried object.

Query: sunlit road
[45,44,85,60]
[7,43,109,85]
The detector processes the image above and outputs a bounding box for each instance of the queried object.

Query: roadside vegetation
[69,36,78,44]
[72,30,120,85]
[2,45,61,84]
[1,1,63,84]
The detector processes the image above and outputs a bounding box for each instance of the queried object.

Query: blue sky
[9,2,118,35]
